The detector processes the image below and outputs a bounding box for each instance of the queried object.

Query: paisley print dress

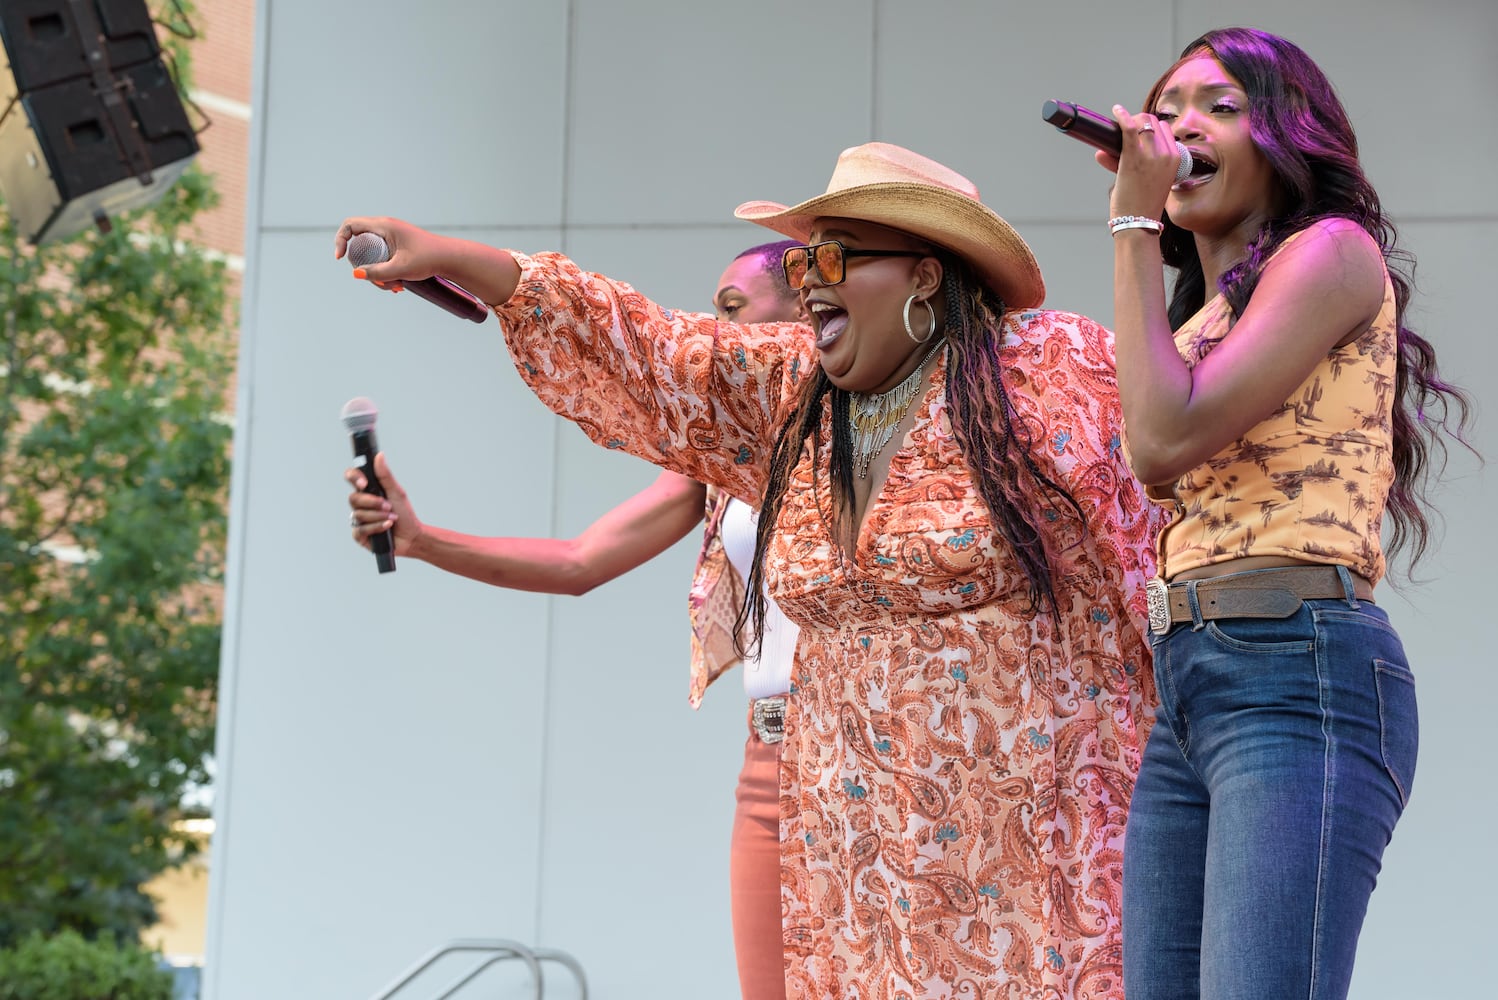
[495,252,1160,999]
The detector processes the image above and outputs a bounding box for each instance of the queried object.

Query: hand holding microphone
[336,220,490,324]
[1041,99,1209,183]
[342,397,397,573]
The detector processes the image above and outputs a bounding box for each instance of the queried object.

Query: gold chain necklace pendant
[848,345,939,479]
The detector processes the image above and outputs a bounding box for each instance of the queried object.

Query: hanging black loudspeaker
[0,0,199,244]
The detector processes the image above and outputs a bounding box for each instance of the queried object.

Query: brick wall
[185,0,253,267]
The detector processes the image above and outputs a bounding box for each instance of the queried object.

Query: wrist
[401,520,431,561]
[451,242,520,307]
[1108,215,1164,237]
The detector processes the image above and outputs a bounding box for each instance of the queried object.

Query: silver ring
[349,511,359,527]
[1138,123,1155,134]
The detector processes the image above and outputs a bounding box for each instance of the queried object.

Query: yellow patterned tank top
[1154,231,1399,584]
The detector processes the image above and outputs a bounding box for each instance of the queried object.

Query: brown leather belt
[1145,566,1374,635]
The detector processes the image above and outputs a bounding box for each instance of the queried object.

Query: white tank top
[719,497,798,699]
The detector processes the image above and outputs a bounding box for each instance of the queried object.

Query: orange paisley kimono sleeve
[493,251,813,503]
[687,486,745,708]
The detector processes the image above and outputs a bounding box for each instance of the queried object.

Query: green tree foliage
[0,1,233,946]
[0,930,174,1000]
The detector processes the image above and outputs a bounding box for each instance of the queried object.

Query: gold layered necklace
[849,343,941,480]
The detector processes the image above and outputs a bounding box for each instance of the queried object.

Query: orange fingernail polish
[353,268,367,279]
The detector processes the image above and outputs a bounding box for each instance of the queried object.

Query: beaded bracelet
[1108,215,1164,237]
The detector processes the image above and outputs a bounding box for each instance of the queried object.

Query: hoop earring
[903,294,937,344]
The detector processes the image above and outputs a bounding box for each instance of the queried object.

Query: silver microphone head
[340,396,378,433]
[1173,143,1194,184]
[346,232,391,268]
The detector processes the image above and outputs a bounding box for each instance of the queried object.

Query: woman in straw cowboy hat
[336,141,1162,998]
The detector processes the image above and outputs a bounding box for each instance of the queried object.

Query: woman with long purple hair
[1099,26,1475,1000]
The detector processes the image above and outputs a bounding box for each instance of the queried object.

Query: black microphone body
[341,398,396,574]
[346,232,489,324]
[1042,99,1205,182]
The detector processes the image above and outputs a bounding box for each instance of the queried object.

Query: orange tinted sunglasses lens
[812,242,845,283]
[782,242,848,289]
[782,246,810,288]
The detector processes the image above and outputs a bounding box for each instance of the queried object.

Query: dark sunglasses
[781,240,927,289]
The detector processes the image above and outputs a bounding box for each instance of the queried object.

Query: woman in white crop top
[346,242,806,1000]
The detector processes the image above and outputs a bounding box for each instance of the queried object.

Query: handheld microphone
[346,232,490,324]
[340,396,396,574]
[1041,99,1203,183]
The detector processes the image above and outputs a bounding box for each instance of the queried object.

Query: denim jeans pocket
[1373,658,1418,807]
[1203,608,1317,654]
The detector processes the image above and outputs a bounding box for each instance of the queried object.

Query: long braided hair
[1149,27,1475,572]
[735,251,1085,655]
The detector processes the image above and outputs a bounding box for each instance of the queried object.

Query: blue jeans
[1123,566,1417,1000]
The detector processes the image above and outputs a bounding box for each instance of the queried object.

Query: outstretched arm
[334,216,810,502]
[349,453,706,595]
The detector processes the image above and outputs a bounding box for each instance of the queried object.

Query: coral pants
[729,730,785,1000]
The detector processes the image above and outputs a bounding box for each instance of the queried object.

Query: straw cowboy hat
[734,142,1044,308]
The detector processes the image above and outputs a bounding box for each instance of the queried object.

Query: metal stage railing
[368,938,588,1000]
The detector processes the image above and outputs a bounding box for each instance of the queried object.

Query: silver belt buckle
[751,696,786,744]
[1146,578,1171,635]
